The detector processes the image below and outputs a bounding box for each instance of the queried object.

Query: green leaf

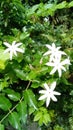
[68,1,73,8]
[29,107,35,115]
[0,49,9,69]
[34,112,42,122]
[16,101,27,124]
[3,88,21,101]
[57,1,67,9]
[31,82,40,88]
[0,124,4,130]
[43,113,51,125]
[20,32,29,40]
[14,69,26,80]
[24,89,38,110]
[0,95,12,111]
[0,80,8,91]
[8,112,21,130]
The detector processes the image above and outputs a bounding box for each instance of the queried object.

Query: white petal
[15,42,22,47]
[38,94,47,100]
[4,42,11,47]
[10,51,13,60]
[52,43,56,49]
[46,97,50,107]
[58,68,62,77]
[4,48,10,53]
[12,41,16,46]
[46,44,52,50]
[51,95,57,102]
[44,83,49,90]
[15,48,24,53]
[43,51,51,56]
[50,67,57,75]
[39,90,46,94]
[61,58,71,65]
[46,62,54,67]
[50,82,56,90]
[60,51,67,55]
[61,66,66,71]
[13,50,17,56]
[53,91,61,95]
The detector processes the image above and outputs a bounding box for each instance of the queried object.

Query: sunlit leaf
[8,112,21,130]
[0,124,4,130]
[0,95,12,111]
[16,101,27,124]
[3,88,21,101]
[24,89,38,110]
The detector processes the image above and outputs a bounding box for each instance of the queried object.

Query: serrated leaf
[0,124,4,130]
[0,95,12,111]
[43,113,51,125]
[34,112,42,121]
[8,112,21,130]
[24,89,37,110]
[3,88,20,101]
[16,101,27,124]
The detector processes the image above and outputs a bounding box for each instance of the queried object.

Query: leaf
[31,82,40,88]
[43,113,51,125]
[34,112,42,121]
[0,49,9,69]
[68,1,73,8]
[8,112,21,130]
[0,95,12,111]
[3,88,21,101]
[24,89,38,110]
[56,1,67,9]
[16,101,27,124]
[14,69,26,80]
[0,124,4,130]
[29,107,35,115]
[20,32,29,40]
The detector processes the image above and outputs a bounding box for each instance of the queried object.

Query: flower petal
[51,95,57,102]
[4,42,11,47]
[44,83,49,90]
[39,90,46,94]
[38,94,47,100]
[46,97,50,107]
[50,67,57,75]
[50,82,56,90]
[43,51,51,56]
[53,91,61,95]
[58,68,62,77]
[15,42,22,47]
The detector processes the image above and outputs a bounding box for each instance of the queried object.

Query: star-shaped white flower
[38,82,61,107]
[46,57,71,77]
[4,41,24,60]
[43,43,66,62]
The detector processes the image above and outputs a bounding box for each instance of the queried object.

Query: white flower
[46,57,71,77]
[38,82,61,107]
[4,41,24,60]
[43,43,66,62]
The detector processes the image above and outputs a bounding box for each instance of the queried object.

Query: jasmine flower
[4,41,24,60]
[43,43,66,62]
[38,82,61,107]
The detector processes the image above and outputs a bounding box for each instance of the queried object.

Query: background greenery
[0,0,73,130]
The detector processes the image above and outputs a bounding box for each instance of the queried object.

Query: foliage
[0,0,73,130]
